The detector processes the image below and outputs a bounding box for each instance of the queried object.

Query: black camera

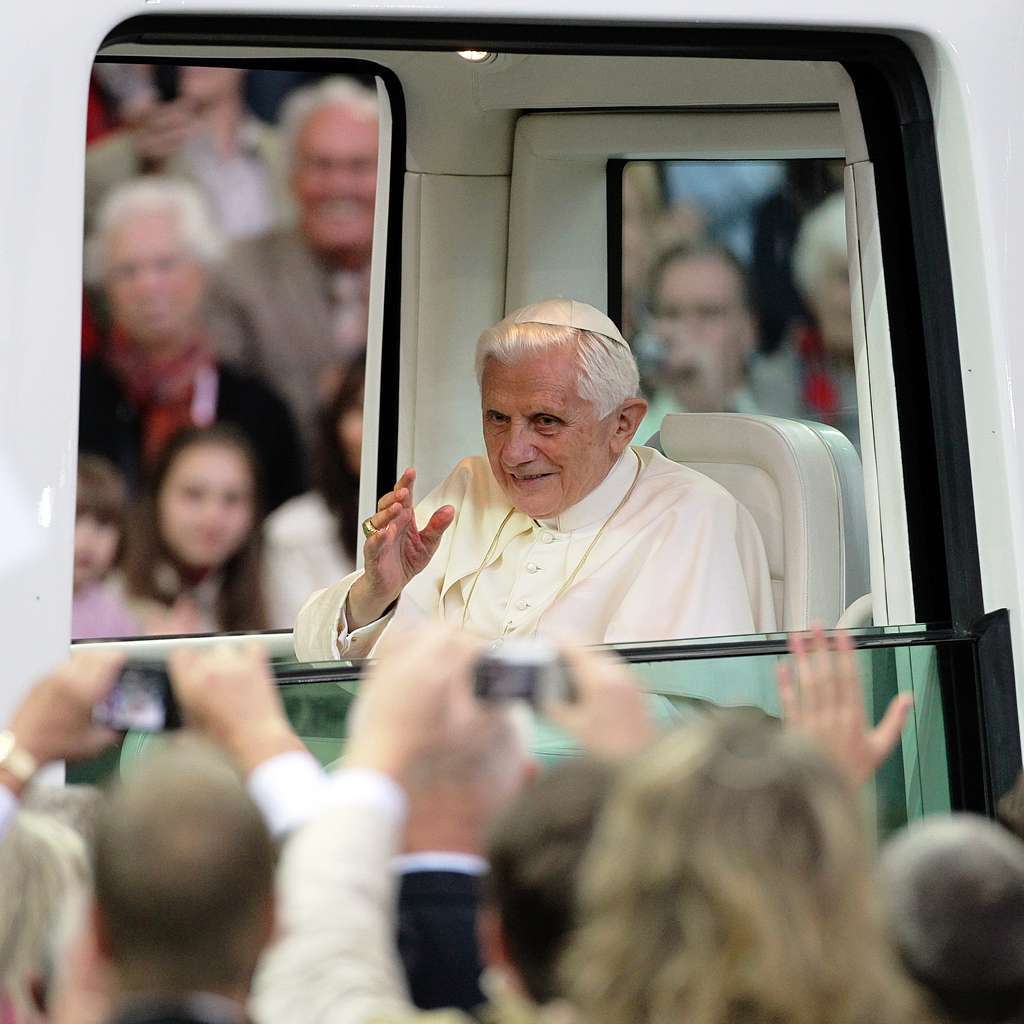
[473,639,575,707]
[92,663,181,733]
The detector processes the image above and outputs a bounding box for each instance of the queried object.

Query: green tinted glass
[74,642,950,845]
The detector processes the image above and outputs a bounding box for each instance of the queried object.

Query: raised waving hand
[347,468,455,628]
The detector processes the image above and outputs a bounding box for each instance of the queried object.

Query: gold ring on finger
[361,516,379,539]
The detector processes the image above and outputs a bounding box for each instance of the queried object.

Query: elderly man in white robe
[293,299,776,660]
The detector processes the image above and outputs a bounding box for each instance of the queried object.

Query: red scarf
[796,323,840,422]
[105,327,217,467]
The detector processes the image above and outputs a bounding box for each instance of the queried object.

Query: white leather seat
[650,413,870,631]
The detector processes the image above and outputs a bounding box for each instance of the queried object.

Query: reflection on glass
[78,65,378,639]
[71,641,951,844]
[625,158,858,450]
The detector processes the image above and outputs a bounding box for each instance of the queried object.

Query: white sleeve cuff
[322,768,408,823]
[247,754,407,839]
[247,750,329,838]
[337,599,395,659]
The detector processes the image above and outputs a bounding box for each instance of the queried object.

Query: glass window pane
[77,62,380,640]
[71,641,952,843]
[623,158,857,450]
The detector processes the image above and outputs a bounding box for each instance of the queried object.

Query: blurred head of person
[23,784,104,855]
[176,65,246,111]
[315,353,366,562]
[282,77,379,269]
[480,757,615,1006]
[0,812,90,1023]
[74,456,128,595]
[621,164,665,338]
[123,425,267,631]
[86,178,224,358]
[644,241,756,412]
[880,814,1024,1024]
[566,715,925,1024]
[793,191,852,360]
[92,739,275,1003]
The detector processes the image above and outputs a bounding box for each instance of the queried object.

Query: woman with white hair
[756,191,860,447]
[78,176,305,515]
[294,297,775,659]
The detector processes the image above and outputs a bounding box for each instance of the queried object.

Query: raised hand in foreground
[777,626,912,788]
[168,642,305,775]
[2,650,125,796]
[542,645,657,759]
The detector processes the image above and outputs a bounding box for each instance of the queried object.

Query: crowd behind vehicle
[73,64,854,639]
[2,625,1022,1024]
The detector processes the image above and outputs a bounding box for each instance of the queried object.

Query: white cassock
[292,445,777,660]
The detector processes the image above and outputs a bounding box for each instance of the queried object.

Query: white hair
[792,191,848,299]
[0,812,89,1019]
[475,321,641,419]
[280,75,379,169]
[85,177,225,285]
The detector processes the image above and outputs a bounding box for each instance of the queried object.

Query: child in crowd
[122,425,268,634]
[263,355,364,627]
[72,455,141,640]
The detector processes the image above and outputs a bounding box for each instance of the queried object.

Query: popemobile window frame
[69,14,1018,819]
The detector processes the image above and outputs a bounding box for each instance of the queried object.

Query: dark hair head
[647,240,751,312]
[93,739,275,994]
[484,757,615,1004]
[76,454,127,527]
[316,354,365,561]
[122,424,267,631]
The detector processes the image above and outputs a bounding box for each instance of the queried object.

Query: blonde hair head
[0,812,89,1017]
[565,715,926,1024]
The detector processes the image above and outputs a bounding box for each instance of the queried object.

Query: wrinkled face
[482,347,630,519]
[809,252,853,357]
[291,106,378,264]
[105,210,206,354]
[74,514,120,591]
[650,255,754,413]
[158,444,255,571]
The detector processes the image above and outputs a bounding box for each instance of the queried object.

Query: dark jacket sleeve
[78,357,144,496]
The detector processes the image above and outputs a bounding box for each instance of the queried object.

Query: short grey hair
[85,177,225,285]
[792,191,848,299]
[280,76,379,169]
[880,814,1024,1016]
[475,321,641,419]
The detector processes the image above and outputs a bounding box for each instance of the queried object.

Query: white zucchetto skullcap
[507,299,628,348]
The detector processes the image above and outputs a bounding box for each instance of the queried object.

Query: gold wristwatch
[0,731,38,784]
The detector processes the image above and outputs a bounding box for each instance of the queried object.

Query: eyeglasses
[295,155,378,178]
[107,253,191,284]
[649,302,742,328]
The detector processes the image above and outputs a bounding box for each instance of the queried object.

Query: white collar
[392,851,488,876]
[537,448,639,533]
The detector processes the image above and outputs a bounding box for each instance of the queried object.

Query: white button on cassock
[526,562,539,573]
[541,532,554,544]
[516,599,530,611]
